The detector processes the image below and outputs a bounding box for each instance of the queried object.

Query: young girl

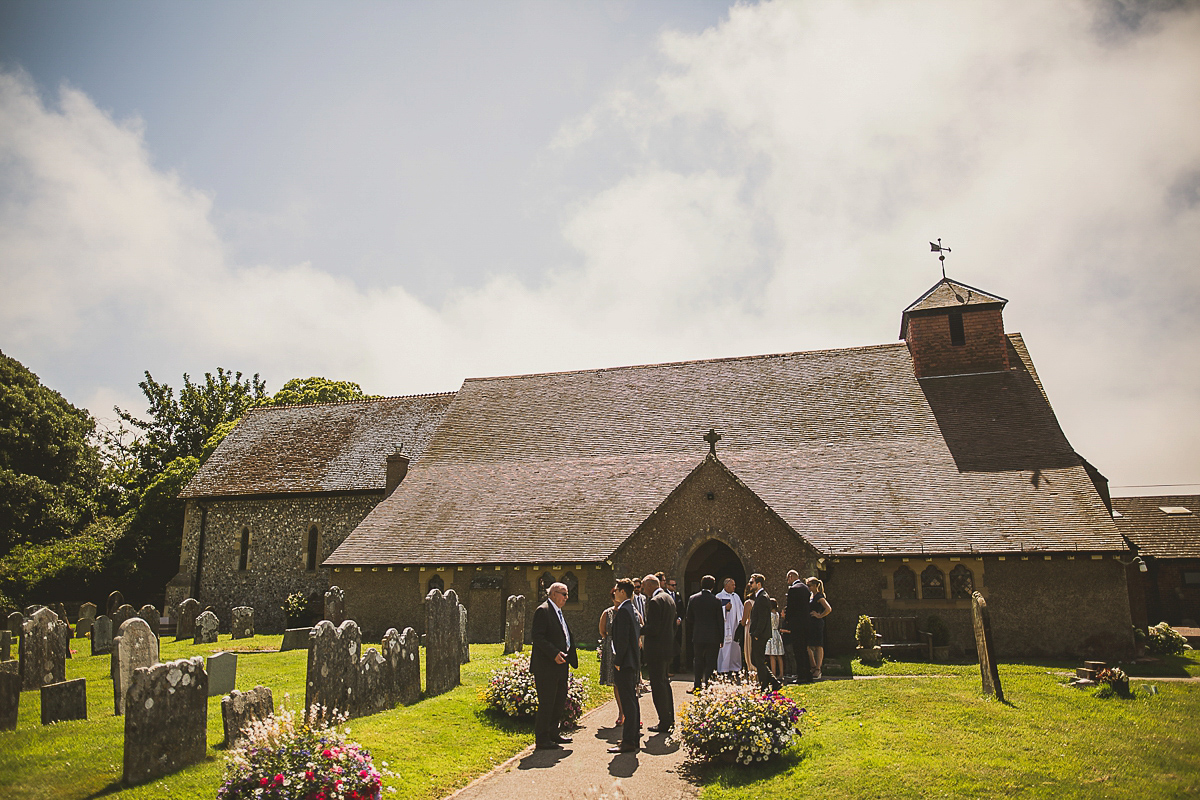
[806,577,832,679]
[765,597,785,682]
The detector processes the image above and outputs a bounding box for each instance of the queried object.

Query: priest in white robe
[715,577,744,673]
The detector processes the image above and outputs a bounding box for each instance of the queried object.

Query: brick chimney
[901,278,1010,379]
[385,449,410,497]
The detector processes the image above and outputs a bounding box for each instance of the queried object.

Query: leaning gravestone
[0,661,19,731]
[207,651,237,696]
[971,591,1003,701]
[7,611,22,638]
[112,604,136,630]
[459,605,470,664]
[221,685,273,746]
[354,647,387,718]
[381,626,421,707]
[123,656,208,786]
[107,590,124,618]
[41,678,87,725]
[504,594,526,654]
[0,630,10,662]
[194,611,219,645]
[20,607,68,691]
[305,620,360,721]
[324,585,346,626]
[49,603,69,629]
[137,605,159,638]
[425,589,462,697]
[76,602,97,640]
[91,615,114,656]
[231,607,254,639]
[112,617,159,715]
[176,598,200,640]
[281,627,312,652]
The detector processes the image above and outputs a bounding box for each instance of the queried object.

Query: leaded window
[893,566,917,600]
[950,564,974,599]
[921,564,946,600]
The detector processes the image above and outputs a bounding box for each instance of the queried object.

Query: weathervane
[929,238,951,279]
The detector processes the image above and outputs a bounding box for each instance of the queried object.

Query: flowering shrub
[479,653,587,725]
[218,705,388,800]
[678,679,804,764]
[1144,622,1191,656]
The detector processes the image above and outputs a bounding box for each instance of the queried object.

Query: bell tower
[900,277,1010,378]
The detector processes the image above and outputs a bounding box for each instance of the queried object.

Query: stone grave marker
[281,627,313,651]
[207,651,237,696]
[112,617,159,715]
[504,594,526,654]
[123,656,207,786]
[0,661,19,731]
[382,626,420,706]
[459,604,470,664]
[194,610,219,644]
[221,685,273,746]
[176,598,200,640]
[354,647,387,717]
[59,614,72,659]
[7,611,22,638]
[76,602,97,640]
[92,615,114,655]
[107,590,124,617]
[425,589,461,697]
[231,606,254,639]
[49,603,69,629]
[971,591,1003,701]
[324,585,346,626]
[305,620,360,720]
[41,678,87,725]
[24,604,44,616]
[0,629,10,661]
[112,604,136,630]
[137,605,160,638]
[20,607,68,690]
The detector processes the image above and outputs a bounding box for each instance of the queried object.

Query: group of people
[529,570,831,755]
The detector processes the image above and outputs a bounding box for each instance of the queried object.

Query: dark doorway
[682,539,745,667]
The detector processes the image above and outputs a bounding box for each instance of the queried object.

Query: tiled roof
[180,394,455,498]
[327,334,1123,565]
[1112,495,1200,559]
[900,277,1007,338]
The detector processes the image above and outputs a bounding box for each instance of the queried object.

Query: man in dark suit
[781,569,812,683]
[608,578,641,753]
[686,574,724,691]
[641,574,677,733]
[531,581,579,750]
[748,573,783,692]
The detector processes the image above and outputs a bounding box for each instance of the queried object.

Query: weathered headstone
[971,591,1003,701]
[41,678,87,725]
[425,589,461,697]
[207,651,237,696]
[221,685,273,746]
[176,598,200,640]
[123,657,208,786]
[382,626,421,706]
[19,607,68,691]
[112,604,136,630]
[24,604,44,616]
[194,611,219,645]
[7,611,22,638]
[137,604,159,638]
[354,647,387,717]
[231,607,254,639]
[0,661,19,731]
[91,615,114,655]
[305,620,360,720]
[459,604,470,664]
[107,590,124,618]
[112,617,159,715]
[0,629,10,662]
[49,603,69,628]
[281,627,312,651]
[504,594,526,654]
[59,614,72,659]
[76,602,97,640]
[324,585,345,626]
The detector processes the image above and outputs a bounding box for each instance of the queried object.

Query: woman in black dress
[806,577,832,679]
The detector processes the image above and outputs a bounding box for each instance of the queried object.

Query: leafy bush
[855,615,877,649]
[678,678,804,764]
[1144,622,1191,656]
[479,653,587,725]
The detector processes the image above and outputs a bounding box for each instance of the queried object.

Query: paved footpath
[449,676,699,800]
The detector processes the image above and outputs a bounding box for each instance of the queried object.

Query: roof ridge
[248,391,457,412]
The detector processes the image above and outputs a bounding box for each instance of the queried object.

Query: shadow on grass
[473,707,535,735]
[678,745,808,789]
[83,781,123,800]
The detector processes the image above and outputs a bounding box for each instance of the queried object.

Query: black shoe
[554,735,573,744]
[608,745,638,753]
[648,723,674,733]
[535,742,561,750]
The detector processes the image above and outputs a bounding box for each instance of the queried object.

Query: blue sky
[1,0,1198,491]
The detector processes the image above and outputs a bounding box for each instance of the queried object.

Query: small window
[427,573,445,594]
[893,566,917,600]
[921,564,946,600]
[306,525,320,571]
[950,564,974,599]
[238,528,250,571]
[562,572,579,603]
[948,310,965,346]
[1159,506,1193,516]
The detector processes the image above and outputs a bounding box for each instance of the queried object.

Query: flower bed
[678,679,805,764]
[479,653,587,724]
[218,705,388,800]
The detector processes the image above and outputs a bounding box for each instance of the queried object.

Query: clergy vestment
[715,588,744,673]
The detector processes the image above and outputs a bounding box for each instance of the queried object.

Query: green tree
[266,376,376,406]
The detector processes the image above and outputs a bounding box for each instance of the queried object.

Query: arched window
[306,525,320,571]
[893,566,917,600]
[921,564,946,600]
[427,573,445,594]
[238,528,250,571]
[562,572,579,603]
[539,571,556,602]
[950,564,974,599]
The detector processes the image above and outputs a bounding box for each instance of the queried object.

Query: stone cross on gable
[704,428,722,456]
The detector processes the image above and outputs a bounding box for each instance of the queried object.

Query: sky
[0,0,1197,495]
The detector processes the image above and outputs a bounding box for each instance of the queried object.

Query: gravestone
[92,615,114,655]
[324,585,345,626]
[354,647,387,717]
[305,620,360,721]
[112,604,136,630]
[7,611,22,638]
[221,685,273,746]
[107,590,124,617]
[0,629,10,662]
[20,607,68,690]
[971,591,1003,701]
[59,615,72,659]
[123,656,208,786]
[24,604,44,616]
[112,617,159,715]
[207,651,237,696]
[76,602,97,640]
[0,661,19,731]
[425,589,461,697]
[41,678,87,725]
[459,605,470,664]
[281,627,312,651]
[137,605,159,638]
[49,603,69,629]
[382,626,420,706]
[176,598,200,640]
[231,607,254,639]
[504,594,526,654]
[194,611,219,645]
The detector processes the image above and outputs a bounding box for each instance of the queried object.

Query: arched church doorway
[682,539,745,667]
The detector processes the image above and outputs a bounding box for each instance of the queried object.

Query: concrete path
[449,676,699,800]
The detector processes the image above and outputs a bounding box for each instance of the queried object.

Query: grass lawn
[696,651,1200,799]
[0,636,605,800]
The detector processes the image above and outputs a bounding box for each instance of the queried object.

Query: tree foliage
[266,376,376,407]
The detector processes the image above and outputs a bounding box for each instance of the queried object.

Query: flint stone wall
[123,656,208,786]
